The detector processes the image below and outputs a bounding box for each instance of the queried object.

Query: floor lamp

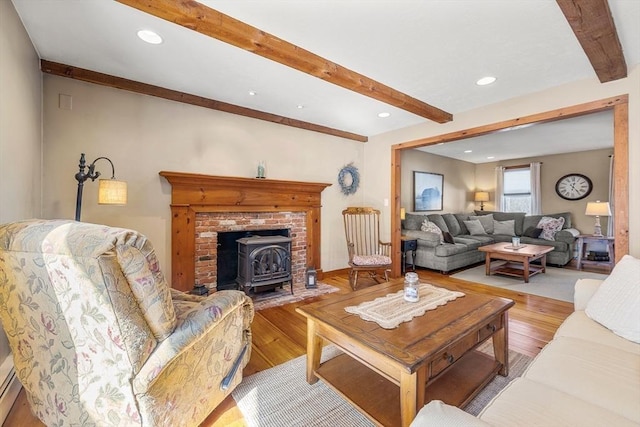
[74,153,127,221]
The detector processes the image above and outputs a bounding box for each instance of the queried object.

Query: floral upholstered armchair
[0,219,254,427]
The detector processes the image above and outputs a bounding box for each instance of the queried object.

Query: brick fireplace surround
[160,171,331,293]
[195,211,306,289]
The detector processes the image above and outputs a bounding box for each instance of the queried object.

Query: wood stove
[236,235,293,293]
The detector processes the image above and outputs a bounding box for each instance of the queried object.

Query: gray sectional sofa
[401,210,580,273]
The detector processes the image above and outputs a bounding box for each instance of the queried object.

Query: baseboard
[0,358,22,424]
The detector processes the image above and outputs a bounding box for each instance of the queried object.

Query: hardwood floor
[3,267,580,426]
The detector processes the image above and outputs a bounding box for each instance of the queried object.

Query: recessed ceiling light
[487,156,495,159]
[248,91,257,96]
[297,104,304,109]
[476,76,497,86]
[464,150,473,153]
[137,30,162,45]
[378,112,391,118]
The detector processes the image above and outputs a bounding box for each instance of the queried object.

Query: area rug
[451,262,608,302]
[250,282,340,311]
[232,343,532,426]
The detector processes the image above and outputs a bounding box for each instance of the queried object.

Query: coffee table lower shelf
[315,349,501,427]
[492,262,544,280]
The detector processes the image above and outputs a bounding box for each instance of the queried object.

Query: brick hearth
[195,211,307,289]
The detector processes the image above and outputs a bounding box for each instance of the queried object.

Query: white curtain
[608,155,615,237]
[530,162,542,215]
[495,166,505,211]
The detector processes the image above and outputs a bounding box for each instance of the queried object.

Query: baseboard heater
[0,357,21,424]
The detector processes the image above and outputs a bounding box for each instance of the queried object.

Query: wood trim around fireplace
[160,171,331,292]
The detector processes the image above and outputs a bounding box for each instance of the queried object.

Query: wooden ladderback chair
[342,207,392,289]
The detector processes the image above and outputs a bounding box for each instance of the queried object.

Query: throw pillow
[468,214,494,234]
[463,219,486,236]
[421,220,444,243]
[493,219,515,236]
[585,255,640,344]
[442,231,455,244]
[536,216,565,241]
[523,226,543,238]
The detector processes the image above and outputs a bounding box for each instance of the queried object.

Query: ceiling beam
[40,60,367,142]
[556,0,627,83]
[115,0,453,124]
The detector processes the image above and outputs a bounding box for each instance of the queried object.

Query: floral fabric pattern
[537,216,565,241]
[421,220,444,243]
[0,219,254,427]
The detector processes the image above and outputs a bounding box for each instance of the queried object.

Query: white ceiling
[418,109,614,164]
[10,0,640,151]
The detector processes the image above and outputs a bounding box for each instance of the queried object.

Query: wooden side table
[401,237,417,274]
[576,235,615,271]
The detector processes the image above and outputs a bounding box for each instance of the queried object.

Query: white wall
[0,0,43,416]
[42,76,366,277]
[366,66,640,257]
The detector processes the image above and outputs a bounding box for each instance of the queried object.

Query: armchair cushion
[352,254,392,265]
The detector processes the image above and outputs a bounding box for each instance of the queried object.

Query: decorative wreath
[338,163,360,196]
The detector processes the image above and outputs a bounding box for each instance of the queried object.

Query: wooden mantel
[159,171,331,292]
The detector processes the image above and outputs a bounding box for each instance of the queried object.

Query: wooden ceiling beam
[115,0,453,124]
[556,0,627,83]
[40,60,367,142]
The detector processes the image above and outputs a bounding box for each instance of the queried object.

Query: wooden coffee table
[296,280,514,427]
[478,242,554,283]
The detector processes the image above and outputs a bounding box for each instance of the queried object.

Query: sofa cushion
[411,400,492,427]
[475,211,526,235]
[403,230,441,248]
[442,231,455,244]
[442,213,462,236]
[555,311,640,354]
[536,216,565,240]
[518,236,568,252]
[522,336,640,423]
[403,213,428,231]
[523,226,543,238]
[421,220,444,243]
[469,214,494,233]
[454,213,471,235]
[434,243,471,257]
[586,254,640,344]
[493,219,515,236]
[452,236,486,249]
[464,219,486,235]
[427,214,449,233]
[478,377,639,427]
[524,212,572,231]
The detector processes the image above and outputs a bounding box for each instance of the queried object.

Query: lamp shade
[474,191,490,202]
[585,201,611,217]
[98,179,128,205]
[400,207,406,220]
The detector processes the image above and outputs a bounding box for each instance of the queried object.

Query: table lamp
[585,201,611,237]
[474,191,489,211]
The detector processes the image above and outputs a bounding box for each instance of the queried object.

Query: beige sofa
[412,255,640,426]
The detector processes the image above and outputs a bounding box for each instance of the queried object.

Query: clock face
[555,174,593,200]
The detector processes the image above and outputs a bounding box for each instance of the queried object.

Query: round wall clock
[555,173,593,200]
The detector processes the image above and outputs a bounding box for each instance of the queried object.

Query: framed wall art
[413,171,443,211]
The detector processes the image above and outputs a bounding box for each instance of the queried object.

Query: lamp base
[593,225,603,237]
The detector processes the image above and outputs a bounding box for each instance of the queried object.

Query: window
[503,167,531,214]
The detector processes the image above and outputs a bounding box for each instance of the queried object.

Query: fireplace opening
[216,229,290,291]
